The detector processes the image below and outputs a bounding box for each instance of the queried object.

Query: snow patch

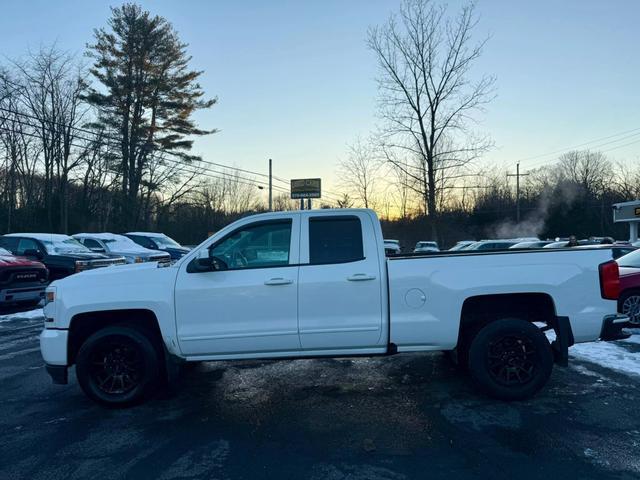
[570,338,640,377]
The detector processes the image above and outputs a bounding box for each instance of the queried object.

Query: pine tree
[85,3,216,228]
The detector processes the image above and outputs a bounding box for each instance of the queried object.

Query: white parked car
[413,241,439,253]
[73,233,171,266]
[41,209,627,406]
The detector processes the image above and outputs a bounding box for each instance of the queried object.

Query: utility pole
[268,158,273,211]
[507,163,529,223]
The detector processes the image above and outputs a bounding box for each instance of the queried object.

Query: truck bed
[387,247,618,350]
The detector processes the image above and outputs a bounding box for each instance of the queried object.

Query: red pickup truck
[0,247,48,308]
[617,249,640,324]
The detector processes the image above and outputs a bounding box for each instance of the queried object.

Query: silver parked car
[73,233,171,266]
[449,240,475,251]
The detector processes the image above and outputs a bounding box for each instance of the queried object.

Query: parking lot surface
[1,310,640,480]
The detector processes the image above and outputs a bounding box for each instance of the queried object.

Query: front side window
[309,216,363,265]
[210,220,292,270]
[17,238,41,255]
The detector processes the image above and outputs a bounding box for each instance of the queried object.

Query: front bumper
[0,285,45,304]
[40,328,69,384]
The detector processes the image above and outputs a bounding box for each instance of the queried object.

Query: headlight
[75,260,90,272]
[45,290,55,304]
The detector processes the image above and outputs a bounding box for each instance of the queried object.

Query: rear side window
[0,237,19,253]
[82,238,103,250]
[309,216,364,265]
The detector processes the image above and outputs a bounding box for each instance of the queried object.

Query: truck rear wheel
[75,326,159,407]
[468,318,553,400]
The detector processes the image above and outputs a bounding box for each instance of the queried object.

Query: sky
[1,0,639,203]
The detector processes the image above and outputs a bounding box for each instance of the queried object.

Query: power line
[0,123,288,193]
[0,105,286,186]
[0,112,289,192]
[514,126,640,168]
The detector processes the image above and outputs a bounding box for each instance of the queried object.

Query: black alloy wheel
[76,326,159,407]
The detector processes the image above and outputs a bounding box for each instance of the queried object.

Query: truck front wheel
[468,318,553,401]
[75,326,160,407]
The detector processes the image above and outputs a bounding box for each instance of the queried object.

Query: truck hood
[51,261,176,289]
[0,254,45,268]
[51,252,112,261]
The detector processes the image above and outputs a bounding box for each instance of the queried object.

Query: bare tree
[272,193,298,211]
[337,137,380,209]
[558,150,613,197]
[14,46,89,232]
[368,0,494,238]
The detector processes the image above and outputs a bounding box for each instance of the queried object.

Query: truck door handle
[264,277,293,286]
[347,274,376,282]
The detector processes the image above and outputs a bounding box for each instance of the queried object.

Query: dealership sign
[613,200,640,223]
[291,178,321,199]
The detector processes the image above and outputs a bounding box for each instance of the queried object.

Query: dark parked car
[0,247,48,307]
[0,234,126,281]
[125,232,191,261]
[616,249,640,325]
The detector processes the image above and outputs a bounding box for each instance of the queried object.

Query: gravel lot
[1,309,640,480]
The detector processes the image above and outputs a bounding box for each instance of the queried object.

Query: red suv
[617,249,640,325]
[0,247,48,308]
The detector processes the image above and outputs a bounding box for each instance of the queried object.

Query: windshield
[41,237,92,254]
[152,235,181,248]
[103,236,146,252]
[617,249,640,268]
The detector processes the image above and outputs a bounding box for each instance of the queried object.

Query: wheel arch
[456,293,555,350]
[68,308,164,366]
[459,292,557,331]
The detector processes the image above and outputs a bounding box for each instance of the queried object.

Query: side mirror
[188,251,228,273]
[23,249,42,259]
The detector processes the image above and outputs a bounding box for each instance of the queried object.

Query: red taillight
[599,260,620,300]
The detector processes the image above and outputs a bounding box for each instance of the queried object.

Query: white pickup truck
[40,209,628,406]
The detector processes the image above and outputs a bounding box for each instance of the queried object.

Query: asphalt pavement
[1,311,640,480]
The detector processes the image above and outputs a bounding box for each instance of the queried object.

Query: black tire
[619,290,640,325]
[468,318,553,401]
[75,326,160,407]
